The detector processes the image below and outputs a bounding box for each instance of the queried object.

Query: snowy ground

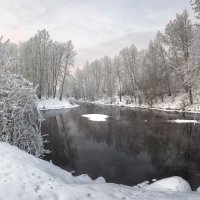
[78,94,200,114]
[1,142,200,200]
[36,98,79,110]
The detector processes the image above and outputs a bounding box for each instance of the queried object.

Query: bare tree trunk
[60,59,68,101]
[189,87,193,105]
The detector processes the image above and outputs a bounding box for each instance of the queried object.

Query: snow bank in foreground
[1,142,200,200]
[144,177,191,192]
[82,114,109,121]
[36,98,79,110]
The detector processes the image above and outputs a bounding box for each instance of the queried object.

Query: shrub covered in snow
[0,68,47,157]
[0,37,47,157]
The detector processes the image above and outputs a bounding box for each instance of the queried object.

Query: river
[41,103,200,190]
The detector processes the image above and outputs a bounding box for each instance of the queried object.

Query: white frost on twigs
[0,69,47,157]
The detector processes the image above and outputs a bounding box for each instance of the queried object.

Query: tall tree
[59,40,76,100]
[163,10,193,104]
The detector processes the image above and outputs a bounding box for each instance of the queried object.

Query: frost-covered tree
[72,9,196,106]
[16,30,76,100]
[0,36,9,65]
[59,40,76,100]
[119,45,140,102]
[0,37,47,157]
[184,27,200,90]
[113,56,123,102]
[191,0,200,19]
[163,10,193,104]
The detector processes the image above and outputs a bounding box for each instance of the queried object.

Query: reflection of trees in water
[76,108,175,158]
[57,115,77,170]
[73,105,200,182]
[145,123,185,175]
[42,115,77,172]
[42,104,200,188]
[145,121,200,183]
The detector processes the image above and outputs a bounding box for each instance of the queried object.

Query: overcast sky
[0,0,195,66]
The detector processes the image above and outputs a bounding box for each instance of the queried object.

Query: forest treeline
[3,30,76,100]
[1,2,200,107]
[71,9,200,106]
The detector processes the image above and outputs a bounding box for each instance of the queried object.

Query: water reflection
[43,115,77,171]
[42,103,200,190]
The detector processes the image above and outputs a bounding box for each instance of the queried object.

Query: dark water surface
[42,103,200,190]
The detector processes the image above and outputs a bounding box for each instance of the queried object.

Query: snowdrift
[36,98,79,110]
[1,142,200,199]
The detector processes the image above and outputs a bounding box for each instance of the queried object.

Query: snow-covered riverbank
[36,98,79,111]
[1,142,200,200]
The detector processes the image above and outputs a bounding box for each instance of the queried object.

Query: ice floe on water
[168,119,200,124]
[81,114,109,121]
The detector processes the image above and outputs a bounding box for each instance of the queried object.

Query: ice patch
[82,114,109,121]
[168,119,200,124]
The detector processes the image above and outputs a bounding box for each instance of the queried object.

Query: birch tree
[59,40,76,100]
[163,10,193,104]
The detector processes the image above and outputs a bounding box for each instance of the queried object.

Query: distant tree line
[4,29,76,100]
[3,5,200,107]
[71,10,200,106]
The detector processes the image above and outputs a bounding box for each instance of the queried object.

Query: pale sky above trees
[0,0,194,66]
